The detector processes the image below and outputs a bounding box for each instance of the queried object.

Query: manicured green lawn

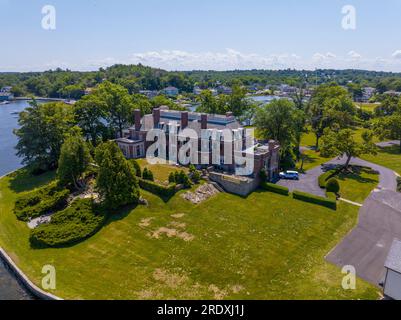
[136,158,188,184]
[336,167,379,203]
[355,103,380,113]
[361,146,401,175]
[297,149,330,172]
[0,170,379,300]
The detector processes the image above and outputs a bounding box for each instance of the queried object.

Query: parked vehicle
[279,170,299,180]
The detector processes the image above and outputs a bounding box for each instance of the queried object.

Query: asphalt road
[326,190,401,286]
[277,156,397,197]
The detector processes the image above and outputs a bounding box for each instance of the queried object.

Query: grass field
[361,145,401,176]
[136,158,188,184]
[355,103,380,113]
[336,167,379,203]
[0,169,379,300]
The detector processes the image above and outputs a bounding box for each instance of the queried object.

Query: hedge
[138,178,176,198]
[30,199,105,248]
[318,169,338,189]
[14,182,70,221]
[293,190,337,210]
[261,182,290,196]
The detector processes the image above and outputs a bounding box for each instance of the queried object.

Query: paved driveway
[277,156,397,197]
[326,190,401,286]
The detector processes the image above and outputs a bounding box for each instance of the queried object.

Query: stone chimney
[201,114,208,130]
[153,108,161,128]
[181,111,189,129]
[134,109,141,131]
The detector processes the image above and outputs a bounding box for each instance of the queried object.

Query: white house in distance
[383,239,401,300]
[162,86,179,97]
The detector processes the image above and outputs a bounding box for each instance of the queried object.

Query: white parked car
[279,170,299,180]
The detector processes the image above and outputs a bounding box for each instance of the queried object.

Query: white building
[383,239,401,300]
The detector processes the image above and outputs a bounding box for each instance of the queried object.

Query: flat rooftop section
[160,110,236,126]
[385,239,401,273]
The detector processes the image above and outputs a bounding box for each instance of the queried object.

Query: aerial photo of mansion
[116,106,280,182]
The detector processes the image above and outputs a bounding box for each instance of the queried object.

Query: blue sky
[1,0,401,72]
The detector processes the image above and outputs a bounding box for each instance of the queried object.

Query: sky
[1,0,401,72]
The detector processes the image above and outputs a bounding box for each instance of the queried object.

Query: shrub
[260,182,290,196]
[259,168,267,182]
[318,169,337,188]
[168,172,176,184]
[172,170,192,188]
[191,170,201,184]
[326,178,340,194]
[293,190,337,210]
[129,159,142,178]
[14,181,70,221]
[189,164,196,173]
[142,168,154,181]
[138,178,176,198]
[30,199,105,248]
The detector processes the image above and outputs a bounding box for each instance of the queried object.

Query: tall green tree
[255,99,297,156]
[14,100,76,171]
[74,94,108,146]
[373,112,401,152]
[95,142,140,209]
[57,129,92,189]
[95,81,135,138]
[320,128,377,168]
[308,84,356,149]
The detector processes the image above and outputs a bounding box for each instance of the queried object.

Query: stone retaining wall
[0,248,62,300]
[209,172,259,197]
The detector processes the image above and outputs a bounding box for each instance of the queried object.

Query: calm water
[0,100,35,300]
[0,100,32,176]
[249,95,281,104]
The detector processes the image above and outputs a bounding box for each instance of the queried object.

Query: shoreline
[0,170,62,301]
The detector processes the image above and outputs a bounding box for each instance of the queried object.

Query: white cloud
[392,50,401,59]
[3,49,401,72]
[347,50,362,59]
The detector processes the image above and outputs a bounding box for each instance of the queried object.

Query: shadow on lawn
[337,166,379,185]
[8,168,56,193]
[378,145,401,155]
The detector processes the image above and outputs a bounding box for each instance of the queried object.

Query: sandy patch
[171,213,185,219]
[208,284,228,300]
[169,221,186,229]
[138,217,154,228]
[153,268,188,288]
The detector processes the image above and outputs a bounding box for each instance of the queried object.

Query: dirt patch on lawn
[138,217,154,228]
[181,183,220,204]
[171,213,185,219]
[148,227,195,242]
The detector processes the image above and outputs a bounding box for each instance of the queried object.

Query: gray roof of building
[385,239,401,273]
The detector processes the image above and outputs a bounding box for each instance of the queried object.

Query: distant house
[217,85,232,95]
[384,90,401,97]
[139,90,159,98]
[0,92,14,101]
[162,86,179,97]
[193,86,202,95]
[383,239,401,300]
[1,86,12,93]
[361,87,375,102]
